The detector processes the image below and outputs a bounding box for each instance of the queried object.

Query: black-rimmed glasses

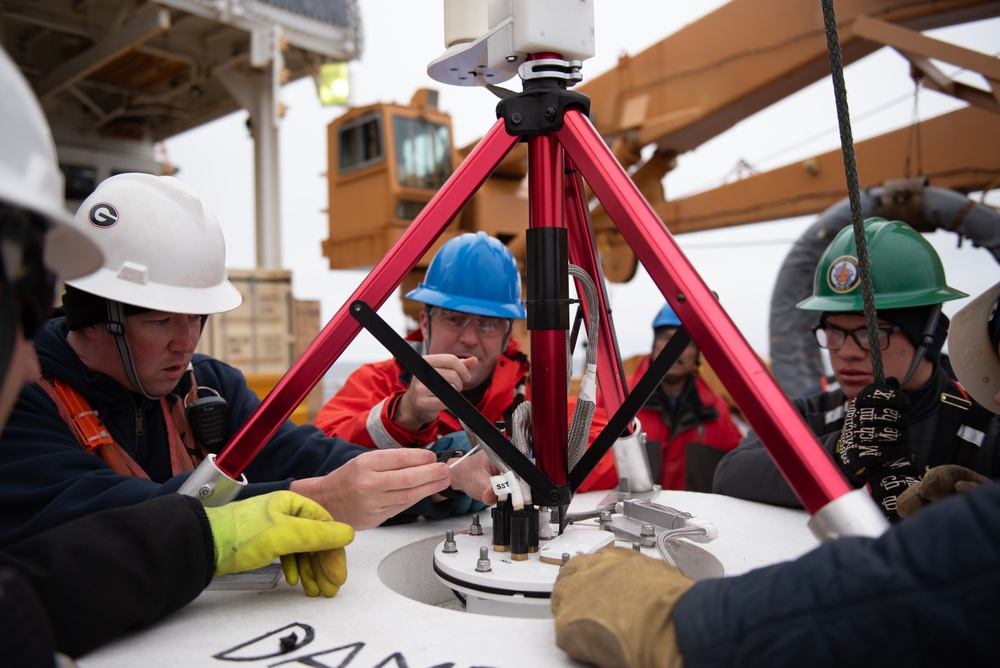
[811,324,900,351]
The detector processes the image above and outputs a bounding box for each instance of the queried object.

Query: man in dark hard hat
[551,277,1000,668]
[714,218,998,521]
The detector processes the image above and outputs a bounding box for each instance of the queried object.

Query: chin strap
[106,299,157,400]
[900,304,941,387]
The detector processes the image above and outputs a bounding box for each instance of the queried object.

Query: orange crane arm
[656,106,1000,235]
[580,0,1000,161]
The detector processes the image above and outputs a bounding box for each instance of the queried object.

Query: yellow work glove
[205,490,355,597]
[551,547,693,668]
[897,464,991,519]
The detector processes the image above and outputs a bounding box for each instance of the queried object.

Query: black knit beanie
[61,284,150,330]
[881,305,949,363]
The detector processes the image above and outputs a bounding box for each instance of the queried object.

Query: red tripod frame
[213,95,854,516]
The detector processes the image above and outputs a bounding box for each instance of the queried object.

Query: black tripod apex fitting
[496,79,592,137]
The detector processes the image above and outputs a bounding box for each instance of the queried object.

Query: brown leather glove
[897,464,991,519]
[551,547,693,668]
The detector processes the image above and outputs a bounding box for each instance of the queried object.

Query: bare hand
[393,355,478,430]
[290,449,450,530]
[447,449,499,506]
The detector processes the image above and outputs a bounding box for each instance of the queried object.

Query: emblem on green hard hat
[826,256,860,294]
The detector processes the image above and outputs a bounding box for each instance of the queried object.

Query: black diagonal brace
[568,326,692,492]
[350,300,568,506]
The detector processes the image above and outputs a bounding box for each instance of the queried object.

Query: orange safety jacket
[314,331,618,492]
[36,372,209,478]
[315,333,530,449]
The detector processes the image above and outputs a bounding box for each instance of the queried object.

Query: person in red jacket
[316,232,530,451]
[315,232,617,495]
[631,302,743,490]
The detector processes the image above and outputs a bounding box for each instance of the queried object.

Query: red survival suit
[314,331,617,492]
[628,354,743,490]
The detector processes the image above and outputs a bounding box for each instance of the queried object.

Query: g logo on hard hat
[827,255,859,294]
[88,202,119,228]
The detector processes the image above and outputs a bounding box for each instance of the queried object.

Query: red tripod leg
[212,119,519,478]
[564,159,629,416]
[527,133,569,485]
[556,109,851,515]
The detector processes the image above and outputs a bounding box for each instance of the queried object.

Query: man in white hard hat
[0,45,355,664]
[0,169,494,547]
[948,280,1000,414]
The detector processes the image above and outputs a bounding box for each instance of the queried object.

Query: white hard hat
[0,47,101,281]
[949,281,1000,414]
[66,173,242,314]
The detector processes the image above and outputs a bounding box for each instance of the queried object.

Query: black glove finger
[854,381,911,414]
[869,459,921,523]
[854,384,911,440]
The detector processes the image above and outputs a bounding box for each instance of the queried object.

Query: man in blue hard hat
[317,232,528,451]
[628,303,742,491]
[316,231,616,500]
[316,233,529,508]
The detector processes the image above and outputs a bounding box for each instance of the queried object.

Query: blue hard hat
[653,302,682,329]
[406,232,526,318]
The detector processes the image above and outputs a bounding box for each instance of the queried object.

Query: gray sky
[164,1,1000,366]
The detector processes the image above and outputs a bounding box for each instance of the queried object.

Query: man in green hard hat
[714,218,999,520]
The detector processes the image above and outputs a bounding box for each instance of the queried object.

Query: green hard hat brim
[797,285,968,311]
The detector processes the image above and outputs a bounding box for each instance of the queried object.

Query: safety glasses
[430,306,511,339]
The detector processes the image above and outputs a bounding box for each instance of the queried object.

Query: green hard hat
[797,217,968,312]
